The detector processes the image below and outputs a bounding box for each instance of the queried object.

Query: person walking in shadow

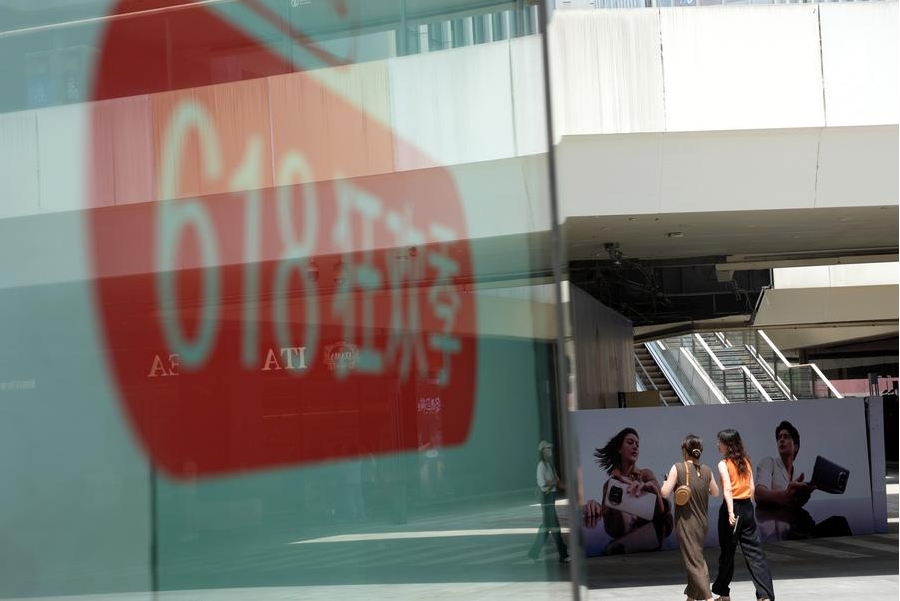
[711,429,775,601]
[660,434,719,601]
[528,440,570,563]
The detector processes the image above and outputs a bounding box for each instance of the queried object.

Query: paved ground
[583,531,898,600]
[7,467,897,600]
[16,524,895,601]
[581,463,899,600]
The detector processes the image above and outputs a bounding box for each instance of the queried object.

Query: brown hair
[595,427,639,475]
[717,429,750,474]
[682,433,703,462]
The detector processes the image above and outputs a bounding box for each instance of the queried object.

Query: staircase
[698,333,792,402]
[634,344,683,406]
[633,329,839,405]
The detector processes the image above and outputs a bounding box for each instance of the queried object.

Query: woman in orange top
[711,429,775,601]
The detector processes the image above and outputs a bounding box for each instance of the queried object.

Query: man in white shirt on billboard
[755,420,816,540]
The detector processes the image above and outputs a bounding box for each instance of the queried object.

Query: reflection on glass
[0,1,570,598]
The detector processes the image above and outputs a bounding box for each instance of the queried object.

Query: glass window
[0,1,574,598]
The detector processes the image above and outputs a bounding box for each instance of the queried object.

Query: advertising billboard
[574,397,883,557]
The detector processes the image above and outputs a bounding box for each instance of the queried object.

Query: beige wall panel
[570,284,634,410]
[765,325,898,354]
[556,132,665,216]
[510,35,551,157]
[473,293,557,341]
[388,42,516,170]
[270,63,396,184]
[557,128,823,217]
[820,2,899,127]
[754,285,899,327]
[659,5,825,132]
[0,111,40,219]
[815,125,899,208]
[549,8,665,135]
[36,104,89,214]
[449,155,552,242]
[657,128,820,212]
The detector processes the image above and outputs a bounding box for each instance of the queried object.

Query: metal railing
[646,339,728,405]
[633,349,660,393]
[722,330,843,399]
[757,330,843,399]
[688,334,774,402]
[414,4,542,53]
[747,330,844,399]
[704,331,794,401]
[635,329,844,404]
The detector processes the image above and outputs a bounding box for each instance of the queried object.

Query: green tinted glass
[0,1,577,598]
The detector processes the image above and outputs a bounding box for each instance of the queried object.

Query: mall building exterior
[0,0,895,598]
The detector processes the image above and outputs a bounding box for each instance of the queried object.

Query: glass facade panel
[0,1,575,599]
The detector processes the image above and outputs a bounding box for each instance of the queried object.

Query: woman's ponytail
[682,434,704,462]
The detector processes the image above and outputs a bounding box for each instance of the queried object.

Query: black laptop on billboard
[810,455,850,494]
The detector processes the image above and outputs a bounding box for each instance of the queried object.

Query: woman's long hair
[682,433,703,464]
[594,427,638,475]
[717,428,749,474]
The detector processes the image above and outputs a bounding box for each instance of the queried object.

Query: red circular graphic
[88,0,477,478]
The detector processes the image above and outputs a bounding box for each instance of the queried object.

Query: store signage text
[87,1,478,478]
[148,346,309,377]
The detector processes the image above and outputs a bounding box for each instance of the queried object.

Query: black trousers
[712,498,775,600]
[528,491,568,559]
